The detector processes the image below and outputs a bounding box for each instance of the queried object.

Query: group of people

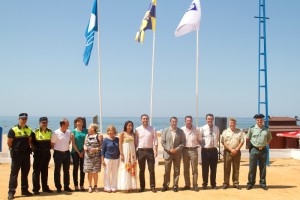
[6,113,272,199]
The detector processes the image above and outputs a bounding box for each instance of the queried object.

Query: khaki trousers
[182,148,198,187]
[223,150,241,186]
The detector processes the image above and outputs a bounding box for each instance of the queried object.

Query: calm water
[0,116,256,134]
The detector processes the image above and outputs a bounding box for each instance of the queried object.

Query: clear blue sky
[0,0,299,118]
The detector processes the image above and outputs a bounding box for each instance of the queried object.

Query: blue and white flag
[175,0,201,37]
[83,0,98,66]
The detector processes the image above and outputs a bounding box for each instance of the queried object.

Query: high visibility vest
[34,128,52,141]
[12,126,32,138]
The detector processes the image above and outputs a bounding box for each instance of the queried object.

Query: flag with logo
[83,0,98,66]
[175,0,201,37]
[135,0,156,43]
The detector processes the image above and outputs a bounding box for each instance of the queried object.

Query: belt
[202,147,217,151]
[184,147,198,149]
[138,148,153,151]
[253,146,266,151]
[54,150,69,153]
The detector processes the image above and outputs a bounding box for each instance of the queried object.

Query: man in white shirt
[51,118,72,193]
[135,114,158,193]
[181,116,201,192]
[199,114,220,190]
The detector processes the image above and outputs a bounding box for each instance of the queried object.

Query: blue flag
[83,0,98,66]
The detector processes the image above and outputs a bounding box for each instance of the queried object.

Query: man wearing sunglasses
[7,113,34,199]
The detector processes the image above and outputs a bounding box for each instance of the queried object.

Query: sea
[0,116,257,134]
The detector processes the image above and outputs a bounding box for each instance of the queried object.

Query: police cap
[253,114,265,119]
[39,117,48,122]
[19,113,28,119]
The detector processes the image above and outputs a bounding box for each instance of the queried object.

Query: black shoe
[43,189,53,193]
[234,185,242,190]
[8,193,14,200]
[64,188,73,192]
[161,187,168,192]
[202,185,207,190]
[222,185,228,190]
[139,188,145,192]
[57,189,62,193]
[181,186,191,190]
[261,186,268,191]
[151,187,157,193]
[173,186,179,192]
[246,185,252,190]
[21,190,33,196]
[211,186,217,190]
[193,186,200,192]
[33,191,40,195]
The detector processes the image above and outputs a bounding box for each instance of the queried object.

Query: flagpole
[97,0,103,133]
[196,30,199,127]
[150,31,156,126]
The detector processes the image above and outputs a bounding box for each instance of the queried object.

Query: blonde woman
[102,125,120,192]
[83,123,102,193]
[118,121,137,192]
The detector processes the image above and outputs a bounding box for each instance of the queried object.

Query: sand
[1,135,300,199]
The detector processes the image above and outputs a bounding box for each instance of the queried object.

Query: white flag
[175,0,201,37]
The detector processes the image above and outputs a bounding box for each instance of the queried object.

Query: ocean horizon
[0,116,259,134]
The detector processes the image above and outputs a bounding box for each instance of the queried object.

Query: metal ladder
[255,0,270,165]
[255,0,269,126]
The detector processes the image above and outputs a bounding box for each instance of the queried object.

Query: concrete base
[240,149,300,160]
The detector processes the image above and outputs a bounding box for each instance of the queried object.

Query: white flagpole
[97,0,103,133]
[150,31,156,126]
[196,30,199,127]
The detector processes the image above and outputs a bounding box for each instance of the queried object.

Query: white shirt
[51,128,71,151]
[181,126,201,148]
[136,125,158,148]
[199,124,219,148]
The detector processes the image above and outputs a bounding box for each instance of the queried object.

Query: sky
[0,0,299,118]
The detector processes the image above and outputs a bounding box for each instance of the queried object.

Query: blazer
[161,127,186,159]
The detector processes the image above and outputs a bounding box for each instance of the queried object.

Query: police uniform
[7,113,33,199]
[246,114,272,190]
[32,117,53,194]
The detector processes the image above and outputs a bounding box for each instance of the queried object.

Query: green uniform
[247,124,272,188]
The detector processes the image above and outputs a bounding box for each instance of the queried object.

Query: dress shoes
[57,189,62,193]
[43,189,53,193]
[211,186,217,190]
[261,186,268,190]
[233,185,242,190]
[202,185,207,190]
[21,190,33,196]
[33,191,40,195]
[161,187,168,192]
[8,193,14,200]
[222,185,228,190]
[193,186,200,192]
[173,186,179,192]
[181,186,191,190]
[139,188,145,192]
[64,188,73,192]
[151,187,157,193]
[246,185,253,190]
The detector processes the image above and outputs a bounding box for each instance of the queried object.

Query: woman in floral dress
[117,121,137,192]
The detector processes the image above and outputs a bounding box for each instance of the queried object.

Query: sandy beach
[1,135,300,199]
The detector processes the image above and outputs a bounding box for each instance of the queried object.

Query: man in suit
[161,117,186,192]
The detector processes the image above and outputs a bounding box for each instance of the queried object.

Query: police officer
[246,114,272,190]
[7,113,33,199]
[32,117,53,195]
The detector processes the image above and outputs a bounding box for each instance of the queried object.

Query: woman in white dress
[118,121,137,192]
